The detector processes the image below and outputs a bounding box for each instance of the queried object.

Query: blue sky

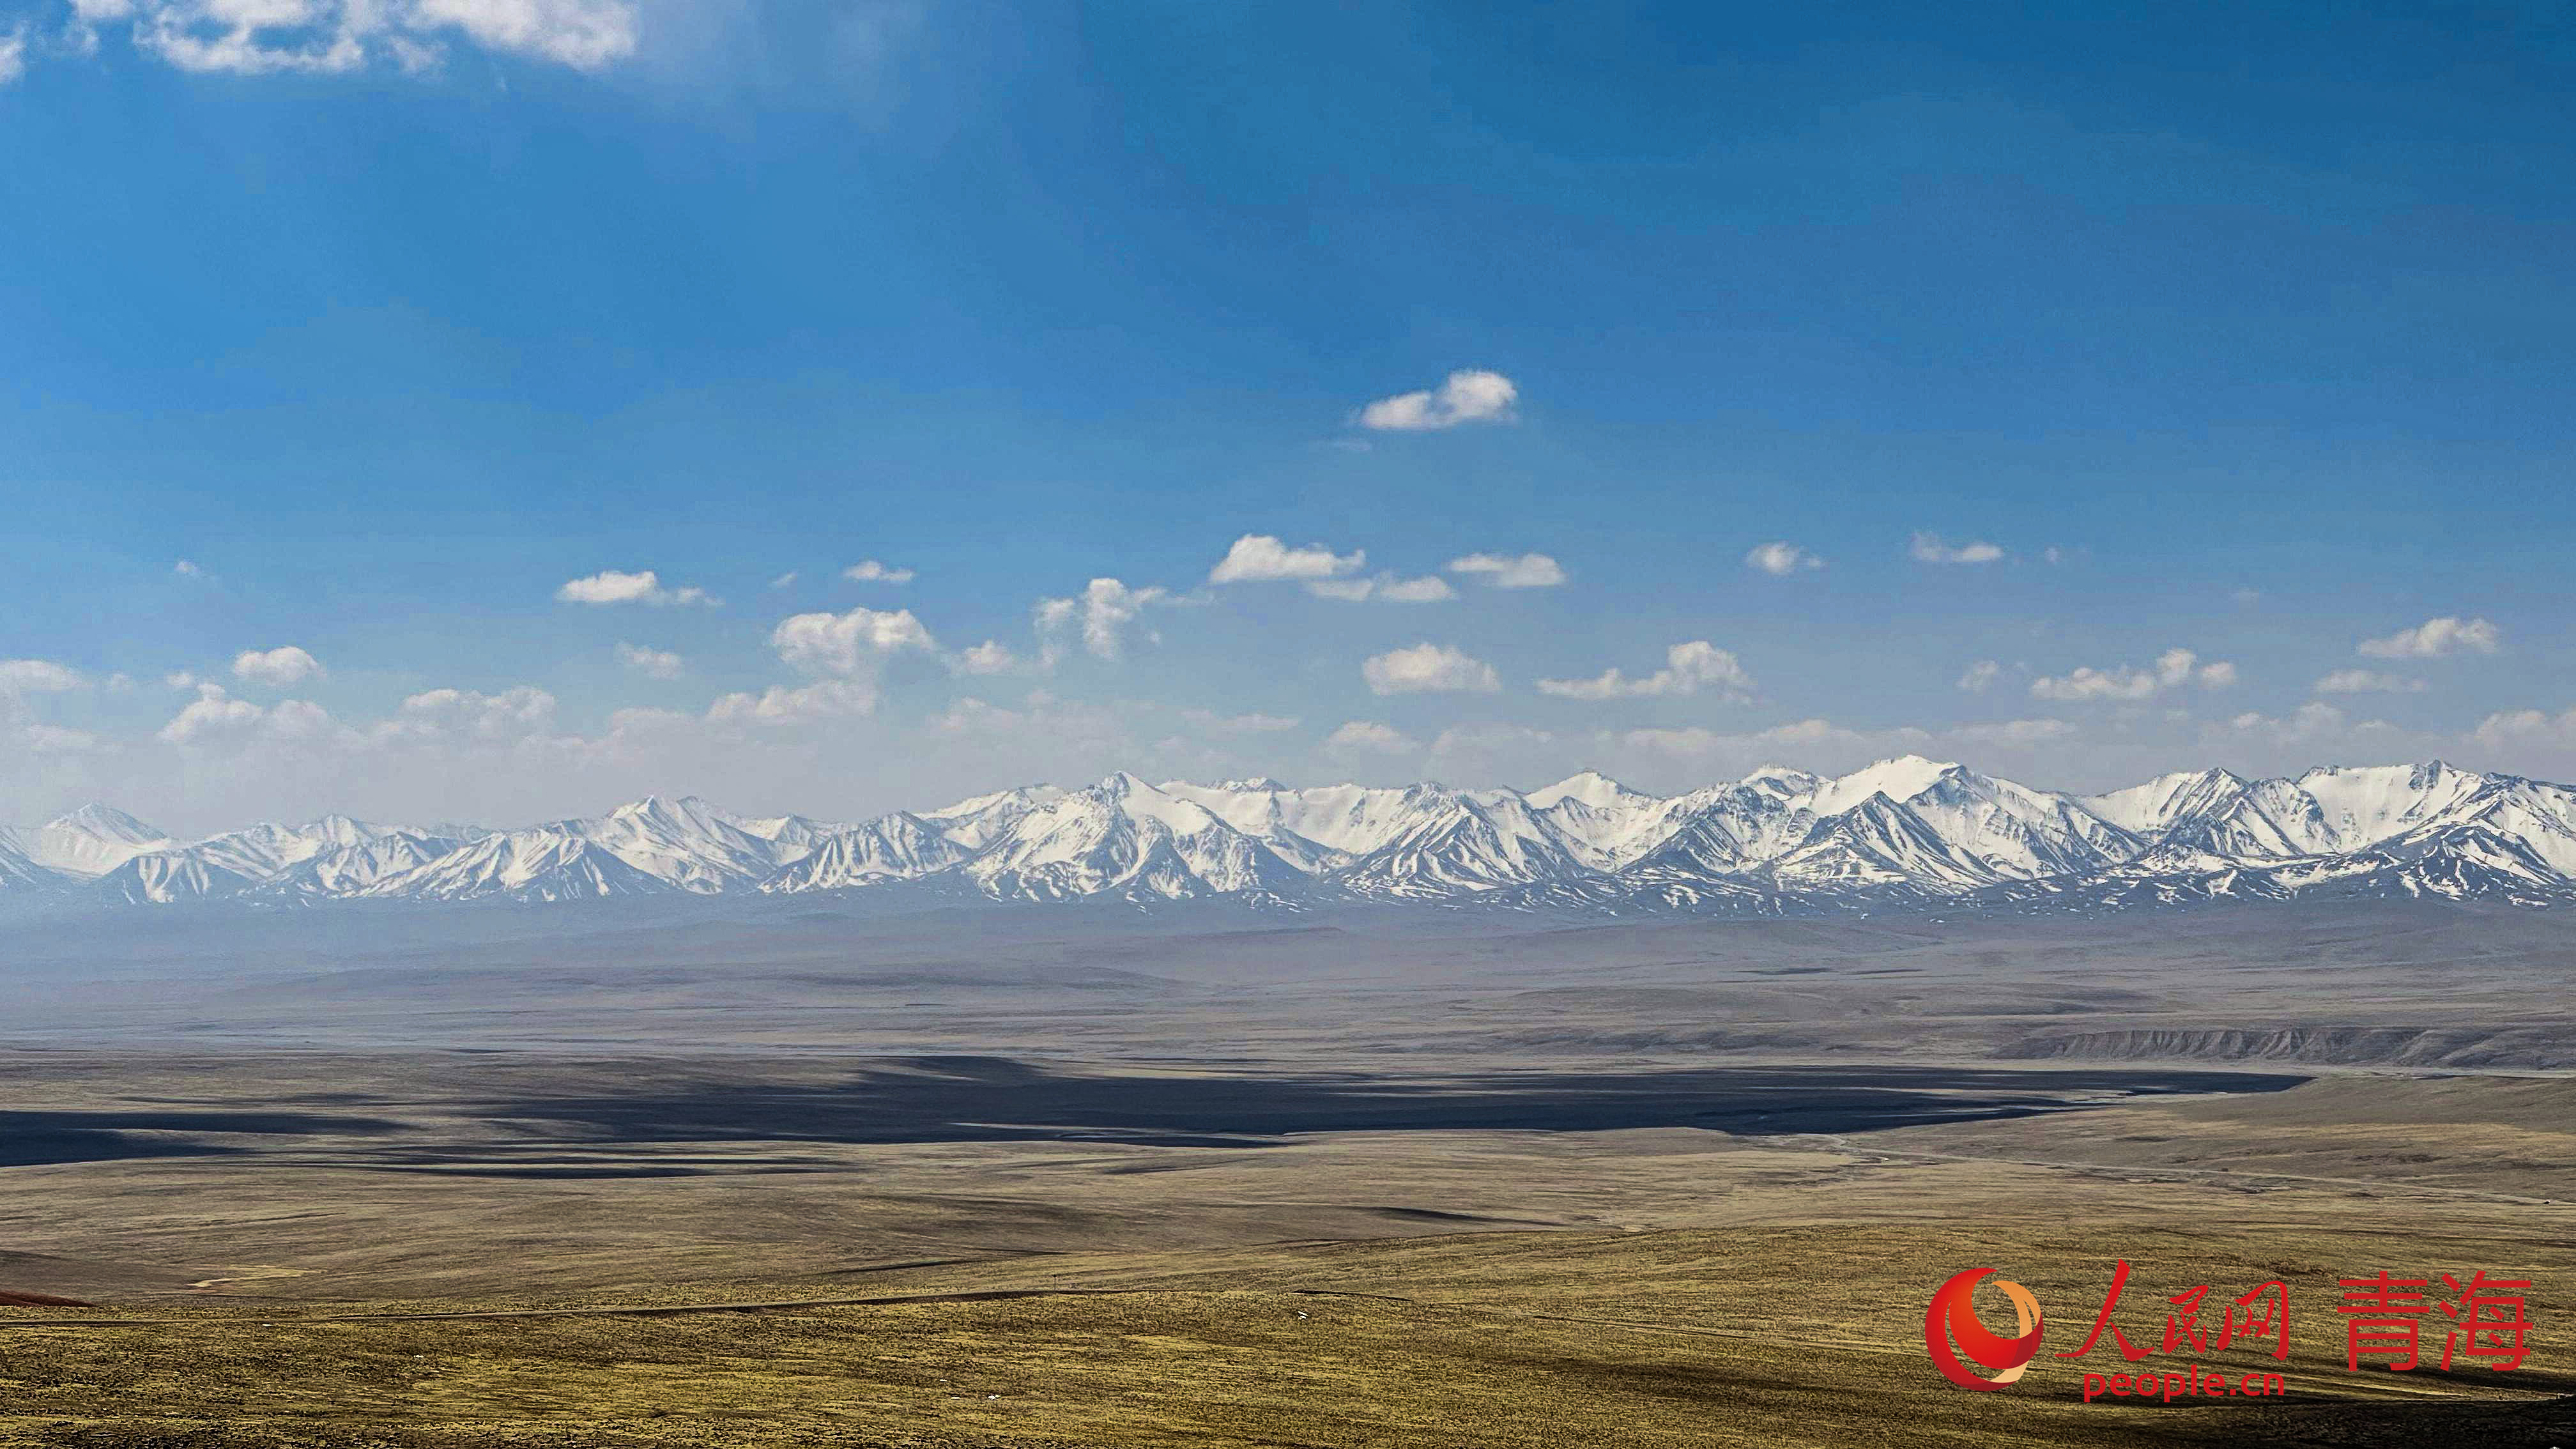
[3,1,2574,831]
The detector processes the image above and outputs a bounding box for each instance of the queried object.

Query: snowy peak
[24,803,174,877]
[43,803,167,844]
[1526,769,1646,810]
[1801,756,1964,816]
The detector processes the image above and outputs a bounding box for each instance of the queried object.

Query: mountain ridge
[12,757,2576,916]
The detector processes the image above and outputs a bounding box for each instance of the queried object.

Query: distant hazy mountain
[12,759,2576,916]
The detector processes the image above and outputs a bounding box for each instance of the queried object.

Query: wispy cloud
[1306,574,1454,603]
[1324,719,1418,753]
[1909,532,2005,565]
[2315,669,2425,695]
[52,0,638,79]
[615,643,684,680]
[1744,542,1824,576]
[842,560,916,585]
[1446,551,1566,588]
[2030,648,2235,702]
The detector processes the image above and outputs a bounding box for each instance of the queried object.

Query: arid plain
[1,901,2571,1446]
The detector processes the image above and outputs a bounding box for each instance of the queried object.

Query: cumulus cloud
[2030,648,2235,702]
[172,559,206,578]
[556,569,717,607]
[392,686,558,743]
[1909,532,2006,565]
[771,606,937,677]
[231,645,324,687]
[1445,552,1566,588]
[1036,578,1167,663]
[1538,641,1753,702]
[615,643,684,680]
[841,560,916,585]
[1306,574,1455,603]
[50,0,638,78]
[0,659,83,694]
[2358,615,2501,659]
[1324,720,1418,754]
[158,683,285,745]
[2315,669,2426,695]
[950,640,1021,676]
[1744,542,1824,576]
[1356,369,1518,431]
[1956,660,2002,693]
[1208,534,1363,583]
[1362,642,1500,696]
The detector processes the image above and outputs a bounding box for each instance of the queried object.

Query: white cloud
[231,645,324,687]
[2315,669,2424,695]
[1953,717,2078,746]
[770,572,799,588]
[1744,542,1824,576]
[842,560,916,585]
[2358,615,2501,659]
[1362,642,1500,696]
[706,678,877,728]
[555,569,716,607]
[1909,532,2006,565]
[20,724,99,753]
[2219,701,2363,746]
[392,686,558,743]
[157,683,272,744]
[771,606,937,677]
[1538,641,1752,702]
[1306,574,1455,603]
[1956,660,2002,693]
[172,559,206,578]
[52,0,638,79]
[2473,705,2576,750]
[2030,648,2235,702]
[0,26,26,85]
[1325,720,1418,754]
[1445,552,1566,588]
[951,640,1021,675]
[1623,717,1931,760]
[1208,534,1363,583]
[1036,578,1167,663]
[1356,369,1518,431]
[615,643,684,680]
[1183,709,1300,735]
[0,659,83,694]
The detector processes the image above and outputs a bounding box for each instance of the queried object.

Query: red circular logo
[1925,1268,2046,1390]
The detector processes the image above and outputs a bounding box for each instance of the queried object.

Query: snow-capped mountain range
[8,758,2576,916]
